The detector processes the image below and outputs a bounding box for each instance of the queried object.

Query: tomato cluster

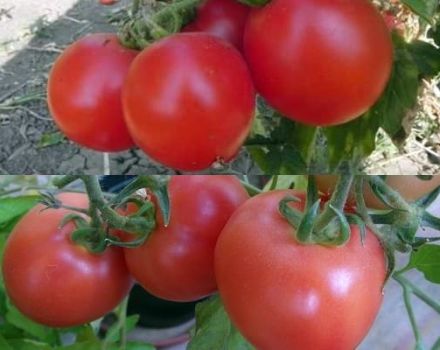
[2,175,248,327]
[47,0,393,171]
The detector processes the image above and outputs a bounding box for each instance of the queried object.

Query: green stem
[53,175,80,188]
[401,281,424,349]
[132,0,141,14]
[269,175,279,191]
[368,176,413,212]
[240,180,262,197]
[394,274,440,314]
[314,174,354,231]
[119,297,129,350]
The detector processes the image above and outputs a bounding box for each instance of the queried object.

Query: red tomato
[215,190,386,349]
[123,175,249,302]
[48,33,137,152]
[2,193,132,328]
[182,0,250,50]
[99,0,119,4]
[122,33,255,171]
[244,0,393,126]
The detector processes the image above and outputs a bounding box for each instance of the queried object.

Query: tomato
[215,190,386,350]
[123,175,249,302]
[99,0,119,4]
[2,193,132,328]
[244,0,393,126]
[47,33,137,152]
[122,33,255,171]
[182,0,250,50]
[316,175,440,209]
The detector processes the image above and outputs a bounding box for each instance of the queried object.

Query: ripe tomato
[99,0,119,4]
[47,33,137,152]
[123,175,249,302]
[215,190,386,350]
[182,0,250,50]
[316,175,440,209]
[2,193,132,328]
[244,0,393,126]
[122,33,255,171]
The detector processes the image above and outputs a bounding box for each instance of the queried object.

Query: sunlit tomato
[244,0,393,126]
[316,175,440,209]
[182,0,250,50]
[122,175,249,302]
[100,0,119,4]
[215,190,386,350]
[2,193,132,327]
[122,33,255,171]
[48,33,137,152]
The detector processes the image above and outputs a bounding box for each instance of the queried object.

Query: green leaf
[188,295,253,350]
[57,340,101,350]
[5,303,59,344]
[263,176,304,191]
[406,244,440,283]
[400,0,438,21]
[37,132,66,149]
[407,40,440,78]
[0,196,39,230]
[6,339,52,350]
[125,341,156,350]
[105,314,139,343]
[0,334,14,350]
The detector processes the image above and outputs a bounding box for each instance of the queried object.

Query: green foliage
[188,295,253,350]
[405,244,440,284]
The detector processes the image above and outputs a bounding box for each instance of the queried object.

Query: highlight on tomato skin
[122,33,256,171]
[47,33,138,153]
[243,0,394,127]
[215,189,387,350]
[1,193,132,328]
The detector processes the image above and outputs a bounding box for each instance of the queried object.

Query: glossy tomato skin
[123,175,249,302]
[182,0,250,50]
[244,0,393,126]
[215,190,386,350]
[123,33,255,171]
[48,33,137,152]
[2,193,132,328]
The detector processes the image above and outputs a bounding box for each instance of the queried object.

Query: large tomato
[2,193,132,328]
[316,175,440,209]
[215,190,386,350]
[122,33,255,171]
[182,0,250,50]
[244,0,393,126]
[47,33,137,152]
[123,175,249,302]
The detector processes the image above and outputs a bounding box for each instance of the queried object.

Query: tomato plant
[214,189,386,349]
[243,0,393,126]
[122,175,249,302]
[182,0,250,50]
[47,33,137,152]
[316,175,440,209]
[2,193,132,328]
[122,33,255,171]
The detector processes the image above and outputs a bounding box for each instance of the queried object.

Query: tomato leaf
[407,40,440,79]
[0,334,14,350]
[405,244,440,284]
[400,0,438,21]
[0,196,39,231]
[6,339,53,350]
[125,341,155,350]
[5,303,59,344]
[37,132,66,149]
[104,314,139,343]
[188,295,253,350]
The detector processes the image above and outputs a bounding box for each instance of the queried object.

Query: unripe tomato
[2,193,132,327]
[123,175,249,302]
[244,0,393,126]
[48,33,137,152]
[215,190,386,349]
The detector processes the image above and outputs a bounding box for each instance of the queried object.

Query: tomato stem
[394,273,440,315]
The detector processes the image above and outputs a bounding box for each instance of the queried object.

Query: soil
[0,0,439,175]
